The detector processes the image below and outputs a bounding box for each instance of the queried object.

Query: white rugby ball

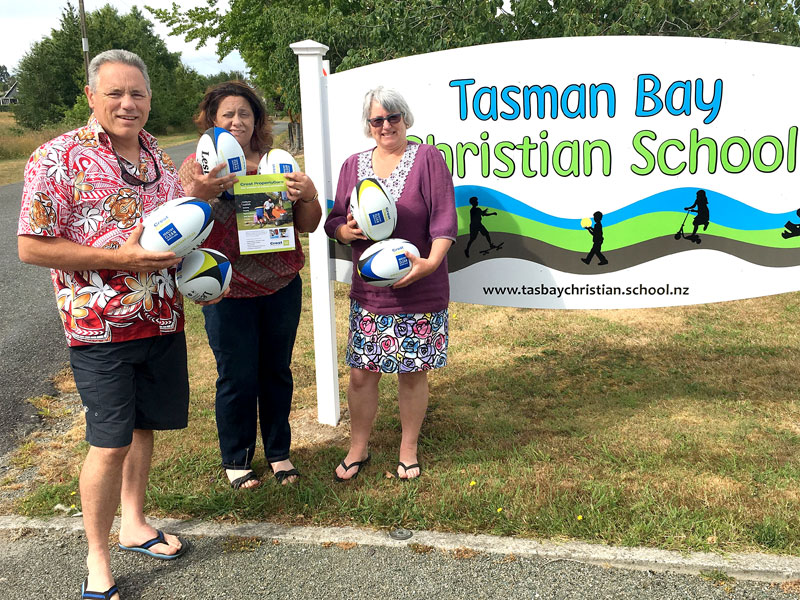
[139,197,214,257]
[350,178,397,241]
[257,148,299,174]
[357,238,420,287]
[196,127,247,199]
[176,248,232,302]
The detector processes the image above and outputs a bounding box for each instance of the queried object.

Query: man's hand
[115,224,182,271]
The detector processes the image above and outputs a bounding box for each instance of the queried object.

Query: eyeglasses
[367,113,404,128]
[112,139,162,189]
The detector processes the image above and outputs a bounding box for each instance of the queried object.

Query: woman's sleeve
[422,146,458,241]
[324,154,357,239]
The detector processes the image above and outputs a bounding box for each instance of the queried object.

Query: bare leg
[396,371,429,479]
[81,444,128,599]
[117,429,183,555]
[335,368,381,480]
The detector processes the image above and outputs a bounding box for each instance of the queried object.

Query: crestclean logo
[369,210,386,226]
[228,157,243,172]
[159,224,182,244]
[396,254,410,269]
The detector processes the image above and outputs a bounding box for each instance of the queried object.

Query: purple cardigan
[324,143,457,314]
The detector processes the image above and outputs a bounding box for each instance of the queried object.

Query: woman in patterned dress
[324,87,457,480]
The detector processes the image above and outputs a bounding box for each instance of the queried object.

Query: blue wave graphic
[455,185,797,231]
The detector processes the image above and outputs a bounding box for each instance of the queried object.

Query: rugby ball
[257,148,299,174]
[357,238,420,287]
[350,178,397,241]
[139,197,214,257]
[176,249,232,302]
[196,127,247,199]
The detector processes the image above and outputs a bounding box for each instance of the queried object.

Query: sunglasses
[367,112,404,128]
[112,139,162,189]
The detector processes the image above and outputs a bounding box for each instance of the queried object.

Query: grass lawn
[6,243,800,555]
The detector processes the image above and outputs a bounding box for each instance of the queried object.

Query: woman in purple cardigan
[324,87,457,480]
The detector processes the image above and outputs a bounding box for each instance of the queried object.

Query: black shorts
[69,332,189,448]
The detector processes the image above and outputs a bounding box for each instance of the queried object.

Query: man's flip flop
[81,577,119,599]
[397,461,423,479]
[334,453,371,482]
[118,529,190,560]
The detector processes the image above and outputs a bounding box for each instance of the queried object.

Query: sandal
[397,461,422,479]
[228,470,261,490]
[81,578,119,600]
[273,468,301,485]
[333,453,371,482]
[118,529,190,560]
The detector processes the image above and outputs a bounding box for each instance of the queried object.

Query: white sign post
[290,40,339,426]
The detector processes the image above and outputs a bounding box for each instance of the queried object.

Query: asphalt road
[2,516,800,600]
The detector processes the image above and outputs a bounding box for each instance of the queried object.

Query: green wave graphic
[456,208,800,253]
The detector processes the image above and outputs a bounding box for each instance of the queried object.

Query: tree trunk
[288,122,304,153]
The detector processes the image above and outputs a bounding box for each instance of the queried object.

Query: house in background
[1,81,18,105]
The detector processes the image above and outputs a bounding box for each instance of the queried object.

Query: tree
[13,2,209,132]
[0,65,14,94]
[150,0,508,149]
[506,0,800,44]
[152,0,800,126]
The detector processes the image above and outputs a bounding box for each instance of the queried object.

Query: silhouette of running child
[464,196,500,258]
[782,209,800,239]
[684,190,710,241]
[581,211,608,266]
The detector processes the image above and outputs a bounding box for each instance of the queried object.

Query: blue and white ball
[176,248,232,302]
[139,197,214,257]
[357,238,420,287]
[258,148,299,202]
[350,178,397,241]
[196,127,247,199]
[257,148,299,175]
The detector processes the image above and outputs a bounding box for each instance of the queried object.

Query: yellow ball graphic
[580,217,591,228]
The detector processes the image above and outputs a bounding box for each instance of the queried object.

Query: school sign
[292,37,800,422]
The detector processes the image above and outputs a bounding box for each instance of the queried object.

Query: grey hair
[361,86,414,136]
[88,49,151,95]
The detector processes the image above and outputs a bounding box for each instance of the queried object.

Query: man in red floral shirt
[18,49,234,600]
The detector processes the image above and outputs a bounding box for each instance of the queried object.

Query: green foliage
[508,0,800,42]
[13,2,209,133]
[60,93,91,130]
[0,65,14,94]
[152,0,800,122]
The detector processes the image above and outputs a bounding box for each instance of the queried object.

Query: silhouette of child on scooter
[678,190,709,244]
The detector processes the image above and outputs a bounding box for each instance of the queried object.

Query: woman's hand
[336,212,368,244]
[392,238,454,288]
[180,161,239,201]
[284,171,316,204]
[392,253,437,288]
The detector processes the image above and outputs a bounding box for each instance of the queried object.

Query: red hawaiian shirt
[18,116,186,346]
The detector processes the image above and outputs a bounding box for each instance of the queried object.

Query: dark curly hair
[194,81,273,154]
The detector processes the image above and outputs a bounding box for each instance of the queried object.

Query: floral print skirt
[345,299,449,373]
